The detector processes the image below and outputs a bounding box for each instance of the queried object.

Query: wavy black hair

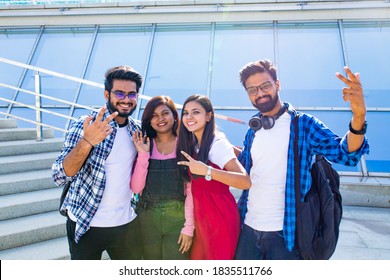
[239,58,277,88]
[104,65,143,93]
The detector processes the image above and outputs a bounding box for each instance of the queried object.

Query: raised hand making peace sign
[82,106,118,147]
[336,66,367,152]
[336,66,366,117]
[177,150,209,177]
[63,106,118,177]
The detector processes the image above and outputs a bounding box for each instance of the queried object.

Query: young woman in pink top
[177,94,251,260]
[131,96,194,259]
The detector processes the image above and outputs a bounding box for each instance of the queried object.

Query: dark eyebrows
[112,89,138,94]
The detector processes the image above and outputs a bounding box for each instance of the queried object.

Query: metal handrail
[0,111,68,133]
[0,57,104,89]
[0,96,77,121]
[0,82,97,112]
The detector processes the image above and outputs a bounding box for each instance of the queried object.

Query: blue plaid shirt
[237,102,369,251]
[52,104,140,243]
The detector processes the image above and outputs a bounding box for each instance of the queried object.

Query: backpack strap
[293,112,301,205]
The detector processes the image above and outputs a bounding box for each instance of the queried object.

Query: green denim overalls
[137,158,188,259]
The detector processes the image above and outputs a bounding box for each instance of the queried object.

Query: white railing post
[34,71,43,141]
[360,155,369,177]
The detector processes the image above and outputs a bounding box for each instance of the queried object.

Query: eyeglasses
[111,90,138,100]
[246,81,275,96]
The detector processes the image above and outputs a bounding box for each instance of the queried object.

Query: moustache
[255,95,271,103]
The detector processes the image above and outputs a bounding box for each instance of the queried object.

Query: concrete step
[0,151,59,175]
[0,188,62,221]
[0,138,64,157]
[0,236,69,260]
[0,211,66,251]
[0,128,54,142]
[0,118,17,129]
[341,184,390,208]
[0,169,55,196]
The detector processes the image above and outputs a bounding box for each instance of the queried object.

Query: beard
[252,93,280,114]
[107,95,136,118]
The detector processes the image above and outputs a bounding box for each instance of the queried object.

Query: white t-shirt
[89,127,137,227]
[198,134,235,169]
[245,112,290,231]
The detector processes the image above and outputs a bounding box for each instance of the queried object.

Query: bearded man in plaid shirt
[52,66,143,260]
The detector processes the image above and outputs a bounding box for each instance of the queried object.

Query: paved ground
[331,205,390,260]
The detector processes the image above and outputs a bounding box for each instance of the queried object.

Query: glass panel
[73,108,95,120]
[277,22,345,108]
[302,110,349,136]
[342,21,390,172]
[342,21,390,108]
[214,109,255,147]
[211,23,274,107]
[143,25,211,109]
[15,27,95,107]
[0,28,40,105]
[79,26,153,108]
[360,111,390,173]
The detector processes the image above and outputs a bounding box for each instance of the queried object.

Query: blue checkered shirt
[52,105,140,243]
[237,102,369,251]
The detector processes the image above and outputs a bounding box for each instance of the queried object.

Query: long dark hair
[141,95,179,139]
[177,94,215,181]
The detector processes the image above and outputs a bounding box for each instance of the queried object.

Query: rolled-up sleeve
[307,116,370,166]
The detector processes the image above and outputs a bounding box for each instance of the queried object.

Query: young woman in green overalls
[131,96,194,259]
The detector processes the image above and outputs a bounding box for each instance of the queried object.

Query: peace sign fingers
[83,106,117,146]
[336,66,361,86]
[178,151,208,176]
[178,151,193,164]
[336,66,366,116]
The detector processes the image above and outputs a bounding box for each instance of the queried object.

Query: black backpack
[59,182,70,217]
[294,115,343,260]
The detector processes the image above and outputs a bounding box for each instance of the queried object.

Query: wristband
[83,137,94,147]
[349,121,367,135]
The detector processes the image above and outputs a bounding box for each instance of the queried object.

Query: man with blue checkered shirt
[234,59,369,260]
[52,66,143,260]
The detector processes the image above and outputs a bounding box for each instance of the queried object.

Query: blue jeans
[235,224,301,260]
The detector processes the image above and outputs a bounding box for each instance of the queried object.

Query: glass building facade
[0,1,389,176]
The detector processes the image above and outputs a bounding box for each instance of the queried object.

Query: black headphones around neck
[249,104,286,131]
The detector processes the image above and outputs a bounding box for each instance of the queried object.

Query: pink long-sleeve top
[130,139,195,237]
